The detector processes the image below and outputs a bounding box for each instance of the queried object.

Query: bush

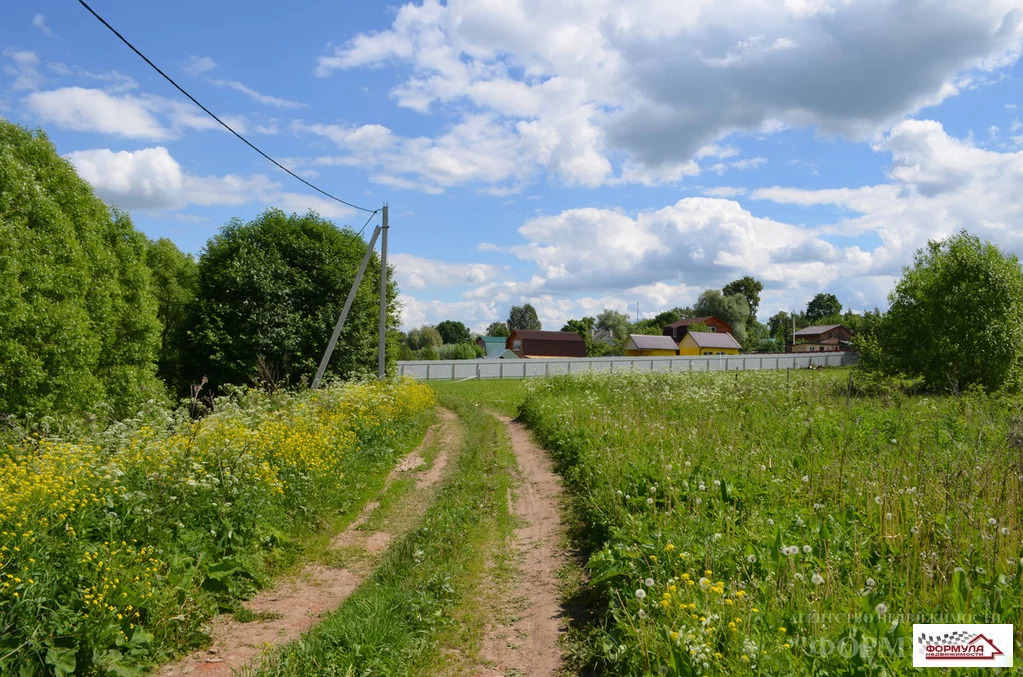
[189,209,397,390]
[438,342,484,360]
[875,231,1023,392]
[0,120,164,419]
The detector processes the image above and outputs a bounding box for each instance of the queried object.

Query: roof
[509,330,585,342]
[483,348,520,360]
[685,331,742,349]
[664,316,715,329]
[794,324,845,336]
[478,336,507,357]
[626,334,679,351]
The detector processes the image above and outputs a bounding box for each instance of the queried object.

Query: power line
[76,0,379,215]
[356,209,378,238]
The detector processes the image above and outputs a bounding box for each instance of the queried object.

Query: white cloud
[65,145,354,220]
[754,118,1023,276]
[23,87,248,139]
[66,147,185,209]
[184,55,216,76]
[315,0,1023,191]
[33,15,52,37]
[46,62,138,93]
[185,55,304,108]
[4,50,43,91]
[389,253,504,290]
[310,1,1023,192]
[26,87,169,138]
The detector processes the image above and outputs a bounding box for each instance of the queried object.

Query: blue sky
[3,1,1023,332]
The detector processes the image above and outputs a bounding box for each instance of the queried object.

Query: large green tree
[722,276,763,325]
[806,293,842,322]
[145,238,198,396]
[0,120,164,418]
[874,231,1023,392]
[435,319,472,344]
[596,308,630,341]
[693,290,749,343]
[190,209,397,389]
[485,321,509,337]
[508,303,542,331]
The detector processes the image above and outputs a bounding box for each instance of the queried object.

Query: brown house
[506,330,586,358]
[791,324,854,352]
[662,316,733,343]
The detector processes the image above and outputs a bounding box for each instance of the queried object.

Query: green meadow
[514,369,1022,675]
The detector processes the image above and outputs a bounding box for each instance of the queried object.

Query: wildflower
[635,589,646,600]
[645,578,655,587]
[647,498,654,505]
[760,464,767,471]
[811,572,824,585]
[802,545,812,554]
[1001,527,1010,536]
[778,627,787,634]
[874,496,882,505]
[713,480,721,487]
[698,483,706,491]
[865,578,876,588]
[767,519,774,526]
[746,555,756,563]
[801,475,809,483]
[910,526,919,534]
[989,518,998,526]
[875,603,887,615]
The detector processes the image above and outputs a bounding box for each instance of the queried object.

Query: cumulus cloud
[23,87,248,139]
[389,253,504,290]
[65,145,354,219]
[753,119,1023,275]
[315,0,1023,190]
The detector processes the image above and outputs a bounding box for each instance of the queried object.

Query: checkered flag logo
[917,630,975,646]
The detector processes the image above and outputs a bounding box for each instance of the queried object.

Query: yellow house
[624,333,679,356]
[678,331,741,356]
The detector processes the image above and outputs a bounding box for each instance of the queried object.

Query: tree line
[0,120,394,420]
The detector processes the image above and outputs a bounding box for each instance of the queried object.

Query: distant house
[476,336,508,358]
[662,316,733,343]
[678,331,741,356]
[507,330,586,358]
[624,334,679,356]
[791,324,854,352]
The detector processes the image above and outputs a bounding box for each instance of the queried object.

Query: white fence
[397,351,857,381]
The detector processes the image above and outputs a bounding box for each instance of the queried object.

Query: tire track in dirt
[477,414,570,677]
[157,408,461,676]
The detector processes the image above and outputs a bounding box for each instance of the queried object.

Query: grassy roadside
[251,391,518,676]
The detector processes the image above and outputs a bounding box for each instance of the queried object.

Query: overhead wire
[76,0,380,216]
[356,209,378,238]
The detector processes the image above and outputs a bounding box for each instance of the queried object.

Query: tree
[806,293,842,322]
[722,276,763,325]
[508,303,542,331]
[0,120,165,418]
[406,325,442,351]
[693,290,749,343]
[485,321,509,337]
[145,238,198,396]
[435,319,471,344]
[874,231,1023,392]
[190,209,397,389]
[562,316,596,340]
[596,309,630,341]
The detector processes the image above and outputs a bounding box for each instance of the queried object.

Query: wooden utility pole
[378,204,389,379]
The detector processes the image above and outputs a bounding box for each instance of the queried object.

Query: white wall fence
[397,351,857,381]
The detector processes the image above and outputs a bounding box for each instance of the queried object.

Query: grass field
[0,379,434,676]
[513,368,1023,675]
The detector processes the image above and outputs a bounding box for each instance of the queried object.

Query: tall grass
[520,369,1023,675]
[0,379,434,676]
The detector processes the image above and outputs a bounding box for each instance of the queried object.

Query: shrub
[876,231,1023,392]
[190,209,397,390]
